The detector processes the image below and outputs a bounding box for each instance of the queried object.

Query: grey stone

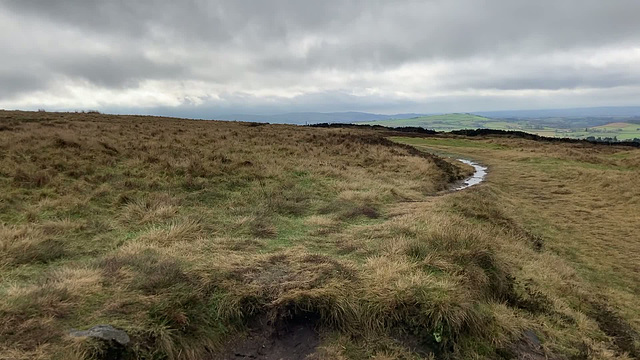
[69,324,130,345]
[523,329,542,348]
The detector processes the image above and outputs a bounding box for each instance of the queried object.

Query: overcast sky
[1,0,640,117]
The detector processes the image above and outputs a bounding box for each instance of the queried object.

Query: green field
[561,122,640,140]
[357,113,516,131]
[358,113,640,141]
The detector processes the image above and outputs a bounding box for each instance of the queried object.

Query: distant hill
[473,106,640,119]
[213,107,640,140]
[212,107,640,126]
[356,113,507,131]
[216,112,426,125]
[357,112,640,141]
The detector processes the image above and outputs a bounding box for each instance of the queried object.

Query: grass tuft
[0,225,66,266]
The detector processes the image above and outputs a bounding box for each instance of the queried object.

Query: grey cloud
[107,90,424,118]
[0,71,50,98]
[102,85,640,119]
[2,1,359,48]
[15,2,640,50]
[473,72,640,91]
[51,53,189,89]
[442,63,640,91]
[1,0,640,112]
[248,0,640,73]
[9,1,640,59]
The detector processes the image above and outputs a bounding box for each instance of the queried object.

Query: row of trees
[585,136,640,143]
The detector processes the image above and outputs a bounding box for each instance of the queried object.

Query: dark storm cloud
[1,0,640,113]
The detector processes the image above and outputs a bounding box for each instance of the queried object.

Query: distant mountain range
[215,112,426,124]
[212,106,640,125]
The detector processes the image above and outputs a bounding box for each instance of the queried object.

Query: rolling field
[358,114,640,141]
[357,113,515,131]
[529,122,640,140]
[584,122,640,140]
[1,111,639,359]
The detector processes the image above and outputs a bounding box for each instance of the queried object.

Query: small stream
[451,159,487,191]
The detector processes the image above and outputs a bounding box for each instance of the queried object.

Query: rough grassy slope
[0,111,476,359]
[394,135,640,360]
[2,110,637,360]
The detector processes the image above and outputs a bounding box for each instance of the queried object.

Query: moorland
[1,110,639,360]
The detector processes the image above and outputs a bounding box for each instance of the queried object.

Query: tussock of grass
[137,218,203,245]
[0,225,66,266]
[12,167,53,188]
[305,215,340,236]
[119,193,179,225]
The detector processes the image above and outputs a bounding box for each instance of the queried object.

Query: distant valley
[358,112,640,141]
[217,106,640,141]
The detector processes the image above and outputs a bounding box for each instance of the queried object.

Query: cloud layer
[1,0,640,116]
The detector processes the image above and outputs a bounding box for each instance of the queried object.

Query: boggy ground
[0,110,638,360]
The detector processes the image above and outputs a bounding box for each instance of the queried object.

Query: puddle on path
[452,159,487,191]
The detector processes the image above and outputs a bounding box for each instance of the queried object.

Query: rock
[69,324,130,345]
[522,329,542,348]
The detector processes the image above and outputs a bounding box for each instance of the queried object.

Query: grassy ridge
[1,111,639,359]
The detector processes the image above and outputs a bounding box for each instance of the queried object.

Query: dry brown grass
[0,225,66,266]
[394,135,640,359]
[3,110,637,359]
[0,110,475,359]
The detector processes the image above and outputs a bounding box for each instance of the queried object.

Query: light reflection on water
[453,159,487,191]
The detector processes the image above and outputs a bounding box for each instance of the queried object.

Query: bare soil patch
[214,314,321,360]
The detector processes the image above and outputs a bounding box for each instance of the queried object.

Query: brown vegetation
[394,135,640,359]
[0,110,638,360]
